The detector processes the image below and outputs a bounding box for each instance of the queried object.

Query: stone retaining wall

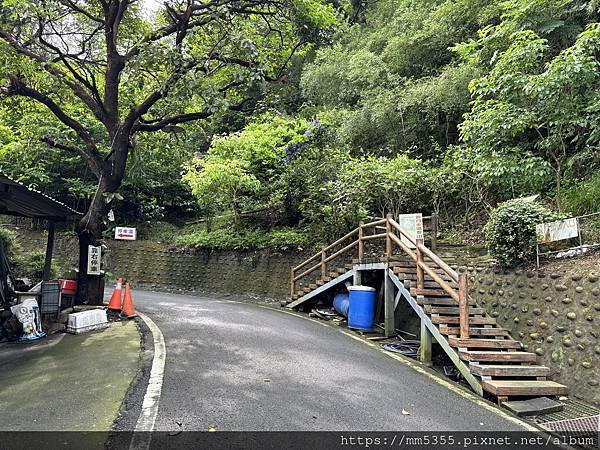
[465,266,599,406]
[106,241,307,300]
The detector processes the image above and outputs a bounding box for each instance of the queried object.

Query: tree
[460,24,600,210]
[0,0,336,303]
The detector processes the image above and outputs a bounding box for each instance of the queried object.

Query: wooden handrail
[388,218,416,245]
[289,216,469,342]
[323,227,358,253]
[361,232,387,241]
[294,261,321,282]
[324,240,358,263]
[417,241,458,282]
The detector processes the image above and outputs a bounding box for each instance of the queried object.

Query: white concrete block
[66,309,109,334]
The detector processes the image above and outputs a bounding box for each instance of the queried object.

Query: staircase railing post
[320,248,326,279]
[415,238,424,291]
[459,273,469,339]
[385,214,392,258]
[358,221,364,261]
[290,268,295,299]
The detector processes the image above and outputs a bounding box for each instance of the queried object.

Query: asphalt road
[132,290,529,432]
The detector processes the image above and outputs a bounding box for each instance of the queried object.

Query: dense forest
[1,0,600,259]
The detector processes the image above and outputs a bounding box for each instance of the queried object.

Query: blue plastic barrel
[333,293,350,317]
[348,286,377,331]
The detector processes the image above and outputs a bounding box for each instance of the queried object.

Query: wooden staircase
[284,217,567,402]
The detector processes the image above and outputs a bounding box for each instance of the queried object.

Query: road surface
[131,290,529,432]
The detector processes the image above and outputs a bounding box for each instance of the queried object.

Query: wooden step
[459,351,537,363]
[482,380,567,397]
[417,297,475,306]
[411,288,456,297]
[336,267,347,274]
[448,338,521,349]
[469,364,551,377]
[309,283,318,290]
[431,316,496,325]
[425,306,486,315]
[316,279,325,286]
[439,326,509,337]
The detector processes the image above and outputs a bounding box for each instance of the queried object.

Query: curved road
[133,290,530,432]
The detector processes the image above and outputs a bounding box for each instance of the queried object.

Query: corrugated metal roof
[0,173,81,220]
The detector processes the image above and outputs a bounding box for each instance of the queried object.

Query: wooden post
[358,221,364,261]
[431,213,438,251]
[43,221,56,281]
[353,268,361,286]
[419,312,433,367]
[290,268,295,299]
[320,248,326,279]
[415,238,424,291]
[384,265,395,337]
[385,214,392,258]
[458,273,469,339]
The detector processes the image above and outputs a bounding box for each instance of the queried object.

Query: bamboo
[417,242,459,282]
[324,240,358,263]
[459,274,469,339]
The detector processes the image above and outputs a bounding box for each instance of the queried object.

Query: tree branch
[2,76,104,176]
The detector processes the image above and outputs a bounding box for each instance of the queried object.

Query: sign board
[536,218,579,244]
[87,245,102,275]
[398,213,424,249]
[114,226,137,241]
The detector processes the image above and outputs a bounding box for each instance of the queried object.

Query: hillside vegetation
[2,0,600,254]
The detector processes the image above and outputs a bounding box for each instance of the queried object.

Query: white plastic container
[66,309,109,334]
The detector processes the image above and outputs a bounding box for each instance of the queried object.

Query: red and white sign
[114,226,137,241]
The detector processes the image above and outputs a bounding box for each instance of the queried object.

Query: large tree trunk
[75,182,109,305]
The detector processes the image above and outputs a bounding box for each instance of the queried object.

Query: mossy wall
[106,241,308,300]
[464,266,599,406]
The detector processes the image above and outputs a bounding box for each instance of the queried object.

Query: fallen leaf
[264,378,271,383]
[208,425,217,432]
[401,409,410,415]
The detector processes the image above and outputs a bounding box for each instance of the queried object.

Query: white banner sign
[87,245,102,275]
[536,218,579,244]
[114,226,137,241]
[398,213,424,249]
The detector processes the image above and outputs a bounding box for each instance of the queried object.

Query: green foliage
[14,250,57,281]
[484,199,559,267]
[562,170,600,215]
[137,222,179,242]
[0,227,20,261]
[176,227,311,251]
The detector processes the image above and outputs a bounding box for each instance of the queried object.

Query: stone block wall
[465,266,599,406]
[106,240,308,300]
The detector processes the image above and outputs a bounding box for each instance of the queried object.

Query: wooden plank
[287,270,354,309]
[469,364,551,377]
[431,316,496,325]
[384,267,394,337]
[459,351,537,363]
[458,274,469,339]
[482,380,567,397]
[411,288,455,297]
[448,338,521,349]
[439,326,509,337]
[417,297,474,306]
[426,306,486,315]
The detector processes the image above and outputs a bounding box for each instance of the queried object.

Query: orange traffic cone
[107,277,123,311]
[121,283,137,318]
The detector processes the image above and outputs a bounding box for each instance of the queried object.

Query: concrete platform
[503,397,564,417]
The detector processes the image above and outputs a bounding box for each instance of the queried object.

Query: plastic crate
[66,309,109,334]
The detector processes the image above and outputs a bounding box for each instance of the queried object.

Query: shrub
[176,227,311,251]
[484,199,558,268]
[562,171,600,215]
[15,250,59,281]
[0,227,20,261]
